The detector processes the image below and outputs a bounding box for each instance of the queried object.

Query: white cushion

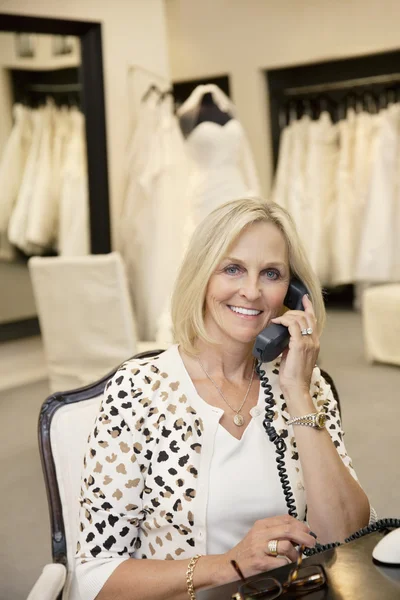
[362,284,400,366]
[50,395,102,600]
[27,563,66,600]
[28,252,138,393]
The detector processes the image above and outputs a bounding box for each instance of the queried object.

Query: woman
[75,198,373,600]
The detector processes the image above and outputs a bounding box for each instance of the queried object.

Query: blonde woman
[75,198,372,600]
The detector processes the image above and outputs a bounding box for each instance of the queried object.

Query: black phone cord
[257,360,400,556]
[304,517,400,556]
[256,361,297,518]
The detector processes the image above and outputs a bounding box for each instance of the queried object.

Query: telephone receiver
[252,278,310,362]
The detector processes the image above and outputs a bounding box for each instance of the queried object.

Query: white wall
[166,0,400,195]
[0,0,170,324]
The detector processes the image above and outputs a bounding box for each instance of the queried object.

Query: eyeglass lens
[238,566,325,599]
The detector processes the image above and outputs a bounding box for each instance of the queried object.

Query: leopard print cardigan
[75,345,369,599]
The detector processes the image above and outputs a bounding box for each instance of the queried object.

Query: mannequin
[155,84,261,345]
[176,84,260,226]
[179,91,233,138]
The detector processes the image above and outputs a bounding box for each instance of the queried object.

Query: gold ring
[267,539,278,556]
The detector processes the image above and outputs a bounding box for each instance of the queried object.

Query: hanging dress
[355,104,400,282]
[119,94,160,340]
[0,104,32,260]
[25,103,57,252]
[330,109,357,285]
[304,112,339,286]
[8,108,45,255]
[139,95,189,340]
[286,116,311,250]
[58,109,90,256]
[271,122,294,211]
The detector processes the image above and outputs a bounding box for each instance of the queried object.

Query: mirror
[0,14,110,343]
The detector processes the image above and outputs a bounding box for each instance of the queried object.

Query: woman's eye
[264,269,280,280]
[224,265,241,275]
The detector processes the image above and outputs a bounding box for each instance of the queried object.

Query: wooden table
[197,531,400,599]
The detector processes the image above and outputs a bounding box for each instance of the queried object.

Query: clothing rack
[11,67,81,108]
[267,50,400,156]
[283,72,400,96]
[25,82,82,93]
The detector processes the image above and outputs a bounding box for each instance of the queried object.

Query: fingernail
[309,531,317,539]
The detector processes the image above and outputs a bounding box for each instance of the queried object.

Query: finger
[270,315,307,342]
[264,525,317,549]
[269,556,294,569]
[266,539,298,563]
[302,295,318,330]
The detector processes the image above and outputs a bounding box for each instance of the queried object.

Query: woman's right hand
[222,515,317,579]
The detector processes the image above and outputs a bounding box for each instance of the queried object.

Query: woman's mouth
[227,305,263,318]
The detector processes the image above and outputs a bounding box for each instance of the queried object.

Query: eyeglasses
[231,545,326,599]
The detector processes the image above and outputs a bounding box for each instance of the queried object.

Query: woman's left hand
[269,294,320,398]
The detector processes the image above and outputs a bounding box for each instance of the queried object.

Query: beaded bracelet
[186,553,202,600]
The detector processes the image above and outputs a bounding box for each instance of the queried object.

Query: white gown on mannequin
[177,84,260,228]
[185,119,259,224]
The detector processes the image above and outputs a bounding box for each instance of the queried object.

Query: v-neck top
[206,417,288,554]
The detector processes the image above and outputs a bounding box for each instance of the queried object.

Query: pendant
[233,413,244,427]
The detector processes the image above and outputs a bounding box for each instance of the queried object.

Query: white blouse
[206,416,290,555]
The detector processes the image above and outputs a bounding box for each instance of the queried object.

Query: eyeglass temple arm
[230,560,261,594]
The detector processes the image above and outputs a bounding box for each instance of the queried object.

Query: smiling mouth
[227,305,263,316]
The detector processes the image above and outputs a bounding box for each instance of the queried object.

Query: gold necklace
[196,357,255,427]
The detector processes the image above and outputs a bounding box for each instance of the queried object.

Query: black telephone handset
[252,278,309,363]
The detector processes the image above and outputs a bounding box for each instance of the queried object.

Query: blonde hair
[171,197,326,355]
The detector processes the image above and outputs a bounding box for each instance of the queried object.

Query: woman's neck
[192,340,255,383]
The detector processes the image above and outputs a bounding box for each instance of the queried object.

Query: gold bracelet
[186,553,202,600]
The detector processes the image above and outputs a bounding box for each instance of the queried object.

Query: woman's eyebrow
[222,257,287,269]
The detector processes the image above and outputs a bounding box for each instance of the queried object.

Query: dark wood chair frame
[38,352,342,570]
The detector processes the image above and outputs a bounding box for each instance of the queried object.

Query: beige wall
[0,0,170,324]
[166,0,400,195]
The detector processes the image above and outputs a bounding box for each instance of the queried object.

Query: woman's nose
[239,278,261,301]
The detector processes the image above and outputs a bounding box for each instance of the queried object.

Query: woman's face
[204,221,290,347]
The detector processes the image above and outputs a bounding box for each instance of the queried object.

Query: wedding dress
[121,93,189,341]
[355,104,400,282]
[177,85,260,227]
[58,109,90,256]
[330,109,356,285]
[0,104,32,260]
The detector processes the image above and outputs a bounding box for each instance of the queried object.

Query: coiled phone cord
[256,360,400,556]
[256,361,297,518]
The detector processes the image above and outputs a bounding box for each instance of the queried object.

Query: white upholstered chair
[28,349,164,600]
[362,284,400,366]
[28,252,164,392]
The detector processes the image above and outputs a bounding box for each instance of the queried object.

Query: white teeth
[229,306,262,316]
